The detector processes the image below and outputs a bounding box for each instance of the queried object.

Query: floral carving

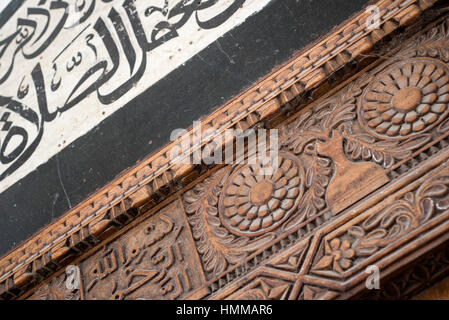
[219,152,304,236]
[281,81,392,215]
[184,168,275,278]
[344,133,431,168]
[282,156,332,230]
[312,171,449,276]
[359,58,449,139]
[402,18,449,63]
[313,239,355,273]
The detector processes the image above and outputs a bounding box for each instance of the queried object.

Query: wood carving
[219,152,304,236]
[357,242,449,300]
[183,149,341,281]
[3,0,449,300]
[80,200,203,300]
[304,163,449,300]
[359,58,449,138]
[228,277,293,300]
[1,1,434,291]
[312,171,449,276]
[282,79,392,215]
[299,285,338,300]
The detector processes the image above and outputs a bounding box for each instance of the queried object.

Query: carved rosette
[359,58,449,139]
[219,152,304,237]
[313,238,356,273]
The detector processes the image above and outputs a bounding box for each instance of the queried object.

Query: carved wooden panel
[1,1,434,293]
[183,153,307,281]
[202,15,449,299]
[79,200,205,300]
[8,1,449,300]
[308,164,449,289]
[60,200,203,300]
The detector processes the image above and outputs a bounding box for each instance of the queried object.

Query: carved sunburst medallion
[219,152,304,237]
[359,58,449,139]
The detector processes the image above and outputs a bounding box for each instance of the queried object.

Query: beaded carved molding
[2,0,449,300]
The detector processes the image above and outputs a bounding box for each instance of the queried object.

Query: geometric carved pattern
[228,277,294,300]
[205,238,309,300]
[267,243,308,274]
[298,285,338,300]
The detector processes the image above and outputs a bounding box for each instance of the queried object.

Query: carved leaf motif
[282,84,360,154]
[282,156,331,231]
[344,133,431,168]
[352,203,416,254]
[420,175,449,216]
[283,131,324,155]
[313,255,333,270]
[348,225,365,238]
[438,118,449,133]
[422,183,448,198]
[322,101,357,131]
[184,168,275,277]
[301,285,338,300]
[293,109,313,130]
[340,173,449,262]
[413,21,449,62]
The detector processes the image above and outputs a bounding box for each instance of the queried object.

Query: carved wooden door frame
[1,0,449,300]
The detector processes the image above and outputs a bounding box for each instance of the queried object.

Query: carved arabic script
[81,200,203,300]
